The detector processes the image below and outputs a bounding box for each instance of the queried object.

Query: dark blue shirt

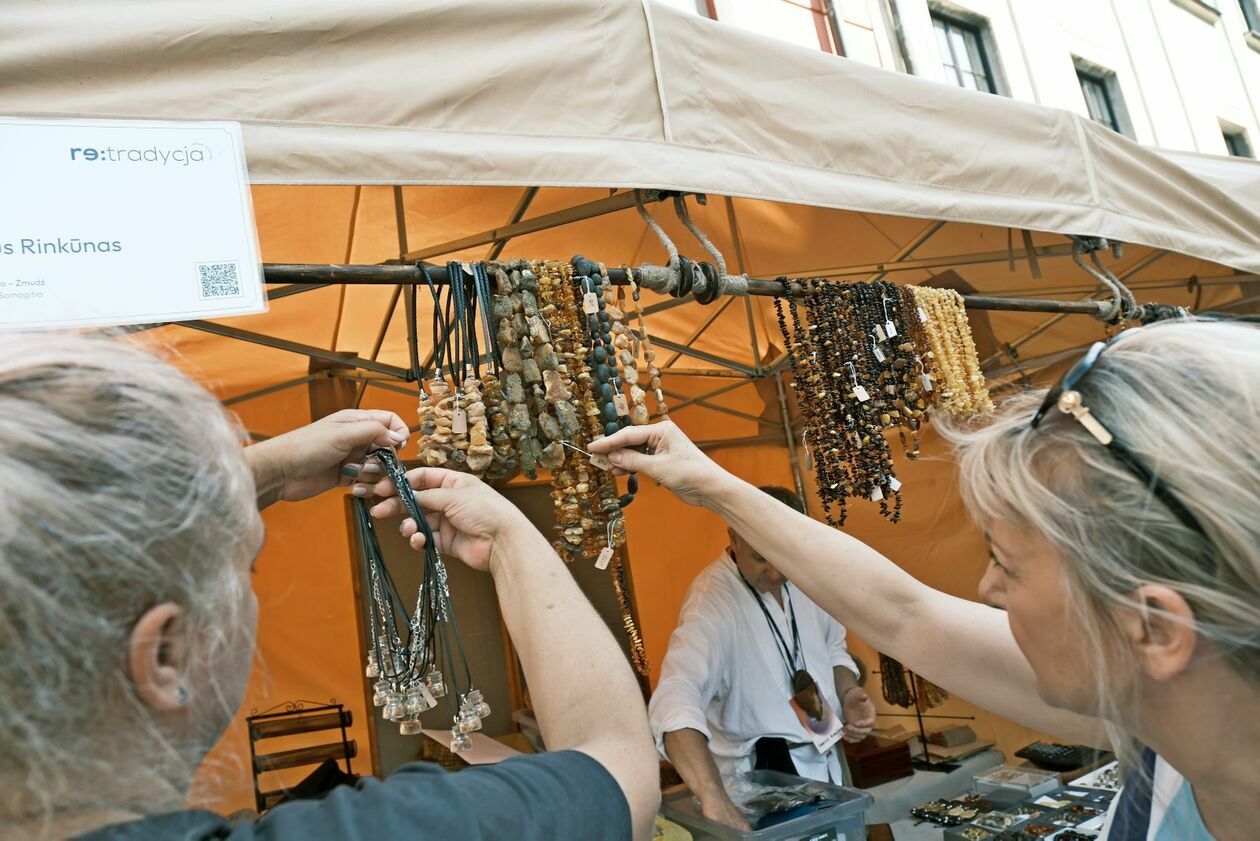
[76,751,631,840]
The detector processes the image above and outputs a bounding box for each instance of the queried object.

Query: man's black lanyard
[733,555,805,686]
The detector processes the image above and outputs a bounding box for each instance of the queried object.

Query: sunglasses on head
[1030,330,1213,562]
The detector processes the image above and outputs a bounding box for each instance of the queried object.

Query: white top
[649,551,860,784]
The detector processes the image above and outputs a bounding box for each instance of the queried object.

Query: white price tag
[588,453,613,471]
[595,547,614,570]
[889,477,902,492]
[612,393,629,416]
[452,407,468,435]
[853,385,871,402]
[0,117,265,330]
[874,324,887,342]
[921,374,934,392]
[870,486,884,502]
[872,345,886,363]
[918,307,928,322]
[885,320,898,338]
[582,292,600,314]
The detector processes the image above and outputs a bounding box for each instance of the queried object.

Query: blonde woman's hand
[363,467,531,573]
[587,421,729,508]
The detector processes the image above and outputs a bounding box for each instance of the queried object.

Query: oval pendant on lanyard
[736,561,845,752]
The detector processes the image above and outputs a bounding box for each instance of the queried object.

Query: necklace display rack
[266,237,1200,701]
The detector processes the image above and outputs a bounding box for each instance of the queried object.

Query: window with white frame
[1223,126,1254,157]
[1075,60,1134,139]
[931,10,999,93]
[1241,0,1260,32]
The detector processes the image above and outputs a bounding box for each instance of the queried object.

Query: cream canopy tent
[5,0,1258,811]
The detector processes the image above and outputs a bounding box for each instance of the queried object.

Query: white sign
[0,117,265,330]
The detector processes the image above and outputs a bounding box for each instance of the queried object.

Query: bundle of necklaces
[386,257,664,691]
[775,279,993,527]
[354,448,488,750]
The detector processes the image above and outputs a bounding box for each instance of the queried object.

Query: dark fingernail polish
[340,464,360,478]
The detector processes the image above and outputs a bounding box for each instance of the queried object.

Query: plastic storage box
[973,765,1060,799]
[661,770,873,841]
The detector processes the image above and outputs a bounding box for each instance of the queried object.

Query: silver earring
[176,686,189,705]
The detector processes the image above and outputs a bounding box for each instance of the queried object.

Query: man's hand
[587,421,728,508]
[701,796,751,832]
[840,686,877,743]
[246,409,409,509]
[363,467,531,573]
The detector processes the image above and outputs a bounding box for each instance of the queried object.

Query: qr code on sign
[196,261,242,299]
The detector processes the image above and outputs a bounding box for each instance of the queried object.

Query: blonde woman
[592,319,1259,840]
[0,333,658,841]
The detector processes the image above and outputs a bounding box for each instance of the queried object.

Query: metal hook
[1071,247,1125,323]
[1089,250,1141,319]
[673,194,728,277]
[635,200,679,271]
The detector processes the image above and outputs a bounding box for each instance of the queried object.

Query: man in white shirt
[649,487,878,830]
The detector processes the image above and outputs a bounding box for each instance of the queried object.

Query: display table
[862,749,1004,824]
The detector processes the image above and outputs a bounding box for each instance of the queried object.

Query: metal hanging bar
[261,262,1123,317]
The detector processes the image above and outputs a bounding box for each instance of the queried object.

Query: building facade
[658,0,1260,158]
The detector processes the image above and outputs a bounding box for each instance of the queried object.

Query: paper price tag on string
[613,393,629,416]
[918,307,929,323]
[560,440,613,471]
[853,385,871,402]
[452,407,468,435]
[874,324,887,342]
[595,547,614,570]
[921,374,934,392]
[885,320,898,338]
[872,344,887,363]
[582,292,600,314]
[870,486,884,502]
[889,477,902,492]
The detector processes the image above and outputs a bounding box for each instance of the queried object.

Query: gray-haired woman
[0,333,658,840]
[592,319,1259,841]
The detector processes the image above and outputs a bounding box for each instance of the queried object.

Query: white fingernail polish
[351,485,369,497]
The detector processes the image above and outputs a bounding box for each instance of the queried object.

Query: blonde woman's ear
[1118,585,1198,683]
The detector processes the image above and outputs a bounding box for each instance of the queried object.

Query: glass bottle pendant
[404,685,436,716]
[473,701,492,719]
[450,729,473,753]
[426,668,447,698]
[365,650,380,679]
[383,693,405,722]
[372,680,388,707]
[399,715,423,736]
